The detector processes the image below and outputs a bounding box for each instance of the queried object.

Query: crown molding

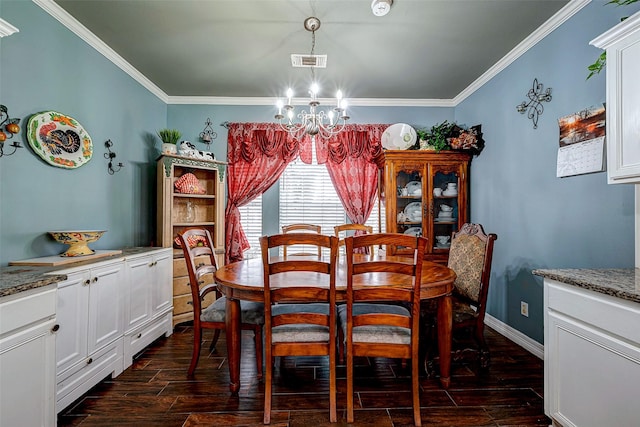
[591,9,640,48]
[34,0,589,108]
[0,18,19,37]
[167,96,455,107]
[453,0,591,106]
[33,0,169,103]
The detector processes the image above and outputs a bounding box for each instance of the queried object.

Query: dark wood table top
[215,254,456,301]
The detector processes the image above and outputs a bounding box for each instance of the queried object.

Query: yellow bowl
[49,230,106,257]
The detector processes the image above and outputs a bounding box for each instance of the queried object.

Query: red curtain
[225,123,299,263]
[224,122,388,263]
[321,124,387,226]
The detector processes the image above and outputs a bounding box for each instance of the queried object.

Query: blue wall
[1,1,166,264]
[454,0,640,341]
[2,0,639,344]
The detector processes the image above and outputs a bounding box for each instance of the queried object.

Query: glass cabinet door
[430,165,463,252]
[391,165,425,255]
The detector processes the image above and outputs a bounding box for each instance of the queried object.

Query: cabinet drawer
[173,275,190,296]
[173,254,213,277]
[56,338,123,413]
[547,279,640,345]
[172,292,217,316]
[0,286,56,335]
[124,312,172,369]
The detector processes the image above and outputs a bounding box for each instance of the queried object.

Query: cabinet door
[152,250,173,315]
[125,255,153,331]
[0,319,56,427]
[429,162,468,252]
[601,15,640,184]
[87,263,125,354]
[386,160,427,255]
[56,271,90,374]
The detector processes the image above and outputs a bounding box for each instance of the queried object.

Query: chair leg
[412,354,422,427]
[209,329,221,353]
[263,343,272,424]
[188,326,203,377]
[329,343,337,423]
[254,326,263,380]
[346,349,354,423]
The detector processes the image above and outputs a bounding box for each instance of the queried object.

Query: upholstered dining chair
[260,233,339,424]
[281,223,322,257]
[177,228,264,378]
[422,223,497,375]
[334,223,374,259]
[340,233,428,426]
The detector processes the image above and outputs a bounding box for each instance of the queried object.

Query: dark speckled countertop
[532,268,640,304]
[0,247,166,299]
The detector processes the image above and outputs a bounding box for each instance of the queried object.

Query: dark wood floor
[57,325,550,426]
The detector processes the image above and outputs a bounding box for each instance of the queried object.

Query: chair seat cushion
[337,303,411,345]
[201,296,264,324]
[270,303,331,343]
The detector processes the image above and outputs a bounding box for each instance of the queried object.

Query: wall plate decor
[27,111,93,168]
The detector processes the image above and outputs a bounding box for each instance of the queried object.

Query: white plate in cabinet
[591,11,640,184]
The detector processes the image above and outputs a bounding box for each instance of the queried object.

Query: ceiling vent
[291,54,327,68]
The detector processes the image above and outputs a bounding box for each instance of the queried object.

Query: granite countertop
[532,268,640,304]
[0,247,167,299]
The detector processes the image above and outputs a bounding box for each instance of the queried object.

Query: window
[279,156,385,254]
[279,157,345,254]
[237,194,262,259]
[238,157,385,260]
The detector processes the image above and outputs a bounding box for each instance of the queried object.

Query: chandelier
[275,17,349,141]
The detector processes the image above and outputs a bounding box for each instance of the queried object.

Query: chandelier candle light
[275,17,349,140]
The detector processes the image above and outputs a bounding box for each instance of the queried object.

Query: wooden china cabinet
[383,150,471,263]
[156,154,226,326]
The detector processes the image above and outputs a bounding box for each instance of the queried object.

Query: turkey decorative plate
[381,123,417,150]
[27,111,93,169]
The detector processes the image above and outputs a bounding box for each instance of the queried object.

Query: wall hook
[104,139,124,175]
[199,117,217,149]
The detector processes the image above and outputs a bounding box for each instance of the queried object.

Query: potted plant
[157,129,181,154]
[416,121,454,152]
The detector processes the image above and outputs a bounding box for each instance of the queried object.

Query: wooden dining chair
[281,223,322,257]
[422,223,497,375]
[177,228,264,379]
[334,223,374,259]
[260,233,339,424]
[340,233,428,426]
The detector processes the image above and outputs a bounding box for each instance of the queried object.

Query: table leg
[437,294,452,389]
[225,297,242,394]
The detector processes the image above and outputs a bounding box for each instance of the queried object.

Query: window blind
[238,194,262,259]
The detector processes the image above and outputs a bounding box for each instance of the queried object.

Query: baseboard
[484,314,544,359]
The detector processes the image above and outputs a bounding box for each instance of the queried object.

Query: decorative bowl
[49,230,106,257]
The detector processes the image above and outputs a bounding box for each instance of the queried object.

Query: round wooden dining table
[215,253,456,394]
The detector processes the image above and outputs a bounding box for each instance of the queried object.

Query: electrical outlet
[520,301,529,317]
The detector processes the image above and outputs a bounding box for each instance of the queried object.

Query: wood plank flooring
[57,325,550,426]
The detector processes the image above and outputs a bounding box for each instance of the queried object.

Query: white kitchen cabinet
[544,278,640,427]
[123,248,173,368]
[0,285,57,427]
[591,11,640,184]
[55,260,125,413]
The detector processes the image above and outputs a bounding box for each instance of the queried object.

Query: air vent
[291,54,327,68]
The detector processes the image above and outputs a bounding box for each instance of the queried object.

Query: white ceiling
[51,0,572,103]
